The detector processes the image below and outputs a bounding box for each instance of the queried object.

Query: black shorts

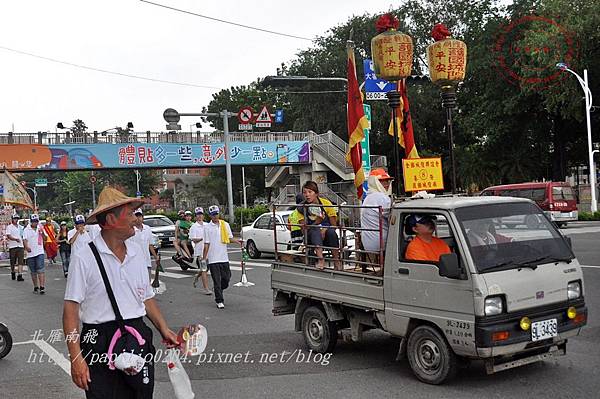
[80,317,155,399]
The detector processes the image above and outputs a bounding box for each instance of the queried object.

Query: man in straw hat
[63,186,178,398]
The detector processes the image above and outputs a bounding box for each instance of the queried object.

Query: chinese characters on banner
[402,157,444,192]
[427,39,467,84]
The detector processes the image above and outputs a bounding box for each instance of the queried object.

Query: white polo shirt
[68,224,101,253]
[204,220,233,264]
[23,224,45,258]
[6,223,23,249]
[65,233,154,324]
[130,224,153,268]
[189,221,206,258]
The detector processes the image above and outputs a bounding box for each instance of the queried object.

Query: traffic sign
[89,175,97,184]
[237,107,254,124]
[275,109,284,124]
[0,184,4,195]
[35,178,48,187]
[136,191,142,198]
[238,124,253,131]
[255,105,273,128]
[364,59,396,100]
[361,104,372,174]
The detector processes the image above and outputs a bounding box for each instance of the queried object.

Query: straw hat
[87,187,145,224]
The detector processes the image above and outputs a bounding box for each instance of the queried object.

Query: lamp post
[557,63,597,213]
[24,186,37,211]
[163,108,236,223]
[426,24,467,194]
[371,13,414,195]
[134,169,141,198]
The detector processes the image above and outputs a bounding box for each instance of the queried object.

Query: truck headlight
[484,296,503,316]
[567,281,581,300]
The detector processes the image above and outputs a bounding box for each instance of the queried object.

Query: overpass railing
[0,131,309,145]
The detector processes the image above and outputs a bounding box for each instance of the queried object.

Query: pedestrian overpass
[0,130,385,202]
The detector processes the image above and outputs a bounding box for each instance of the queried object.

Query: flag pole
[387,85,402,195]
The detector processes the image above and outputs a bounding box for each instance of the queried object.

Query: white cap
[134,208,143,215]
[208,205,220,215]
[75,214,86,224]
[194,207,204,215]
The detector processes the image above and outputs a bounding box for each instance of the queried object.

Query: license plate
[169,237,175,242]
[531,318,558,342]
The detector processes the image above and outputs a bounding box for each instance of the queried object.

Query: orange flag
[388,80,419,159]
[345,45,369,198]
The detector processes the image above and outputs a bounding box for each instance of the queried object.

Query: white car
[143,215,176,247]
[241,211,355,259]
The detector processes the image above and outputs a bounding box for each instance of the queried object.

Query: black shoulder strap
[89,242,125,329]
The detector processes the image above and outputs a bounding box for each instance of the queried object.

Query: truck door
[384,211,476,353]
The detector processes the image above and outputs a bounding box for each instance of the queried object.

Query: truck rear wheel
[407,325,457,385]
[301,306,337,353]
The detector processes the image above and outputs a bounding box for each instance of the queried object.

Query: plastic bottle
[167,350,195,399]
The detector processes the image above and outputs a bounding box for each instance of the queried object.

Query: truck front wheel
[301,306,337,353]
[407,325,457,385]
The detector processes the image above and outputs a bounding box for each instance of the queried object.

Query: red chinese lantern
[426,24,467,86]
[371,14,413,81]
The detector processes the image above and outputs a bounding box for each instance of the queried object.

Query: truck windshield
[455,202,574,273]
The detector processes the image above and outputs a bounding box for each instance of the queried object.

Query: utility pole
[242,166,248,209]
[163,108,236,223]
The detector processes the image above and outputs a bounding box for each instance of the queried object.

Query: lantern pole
[441,86,457,194]
[387,89,403,195]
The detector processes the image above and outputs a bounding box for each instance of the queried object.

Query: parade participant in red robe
[43,217,59,263]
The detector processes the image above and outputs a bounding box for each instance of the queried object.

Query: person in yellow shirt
[405,215,450,263]
[301,181,341,270]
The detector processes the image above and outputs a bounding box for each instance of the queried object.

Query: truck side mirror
[439,253,461,279]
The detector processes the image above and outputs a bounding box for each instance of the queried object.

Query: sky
[0,0,397,133]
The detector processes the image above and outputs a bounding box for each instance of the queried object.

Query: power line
[0,45,222,90]
[139,0,313,42]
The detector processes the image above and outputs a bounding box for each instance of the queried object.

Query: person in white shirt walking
[63,186,178,398]
[131,208,161,278]
[189,207,212,295]
[23,214,47,294]
[6,214,25,281]
[68,214,101,254]
[202,205,242,309]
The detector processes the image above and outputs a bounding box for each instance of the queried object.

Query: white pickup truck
[271,196,587,384]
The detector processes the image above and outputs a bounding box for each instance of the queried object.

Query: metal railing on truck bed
[272,202,386,275]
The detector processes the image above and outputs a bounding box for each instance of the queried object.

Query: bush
[578,211,600,221]
[235,205,269,226]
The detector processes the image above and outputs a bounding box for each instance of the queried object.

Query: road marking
[13,339,71,376]
[581,265,600,269]
[33,339,72,375]
[158,271,190,279]
[230,261,271,268]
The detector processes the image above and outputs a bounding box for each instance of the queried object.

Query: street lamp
[371,13,413,195]
[134,169,141,198]
[23,185,38,211]
[426,24,467,194]
[557,63,597,213]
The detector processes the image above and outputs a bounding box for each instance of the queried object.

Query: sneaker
[39,287,45,295]
[216,302,225,309]
[33,287,39,294]
[17,274,24,281]
[203,288,213,296]
[64,272,68,278]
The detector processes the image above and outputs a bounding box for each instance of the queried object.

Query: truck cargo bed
[271,262,384,311]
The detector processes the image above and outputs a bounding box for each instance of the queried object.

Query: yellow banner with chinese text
[402,157,444,192]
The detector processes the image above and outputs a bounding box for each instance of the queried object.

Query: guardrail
[0,131,310,145]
